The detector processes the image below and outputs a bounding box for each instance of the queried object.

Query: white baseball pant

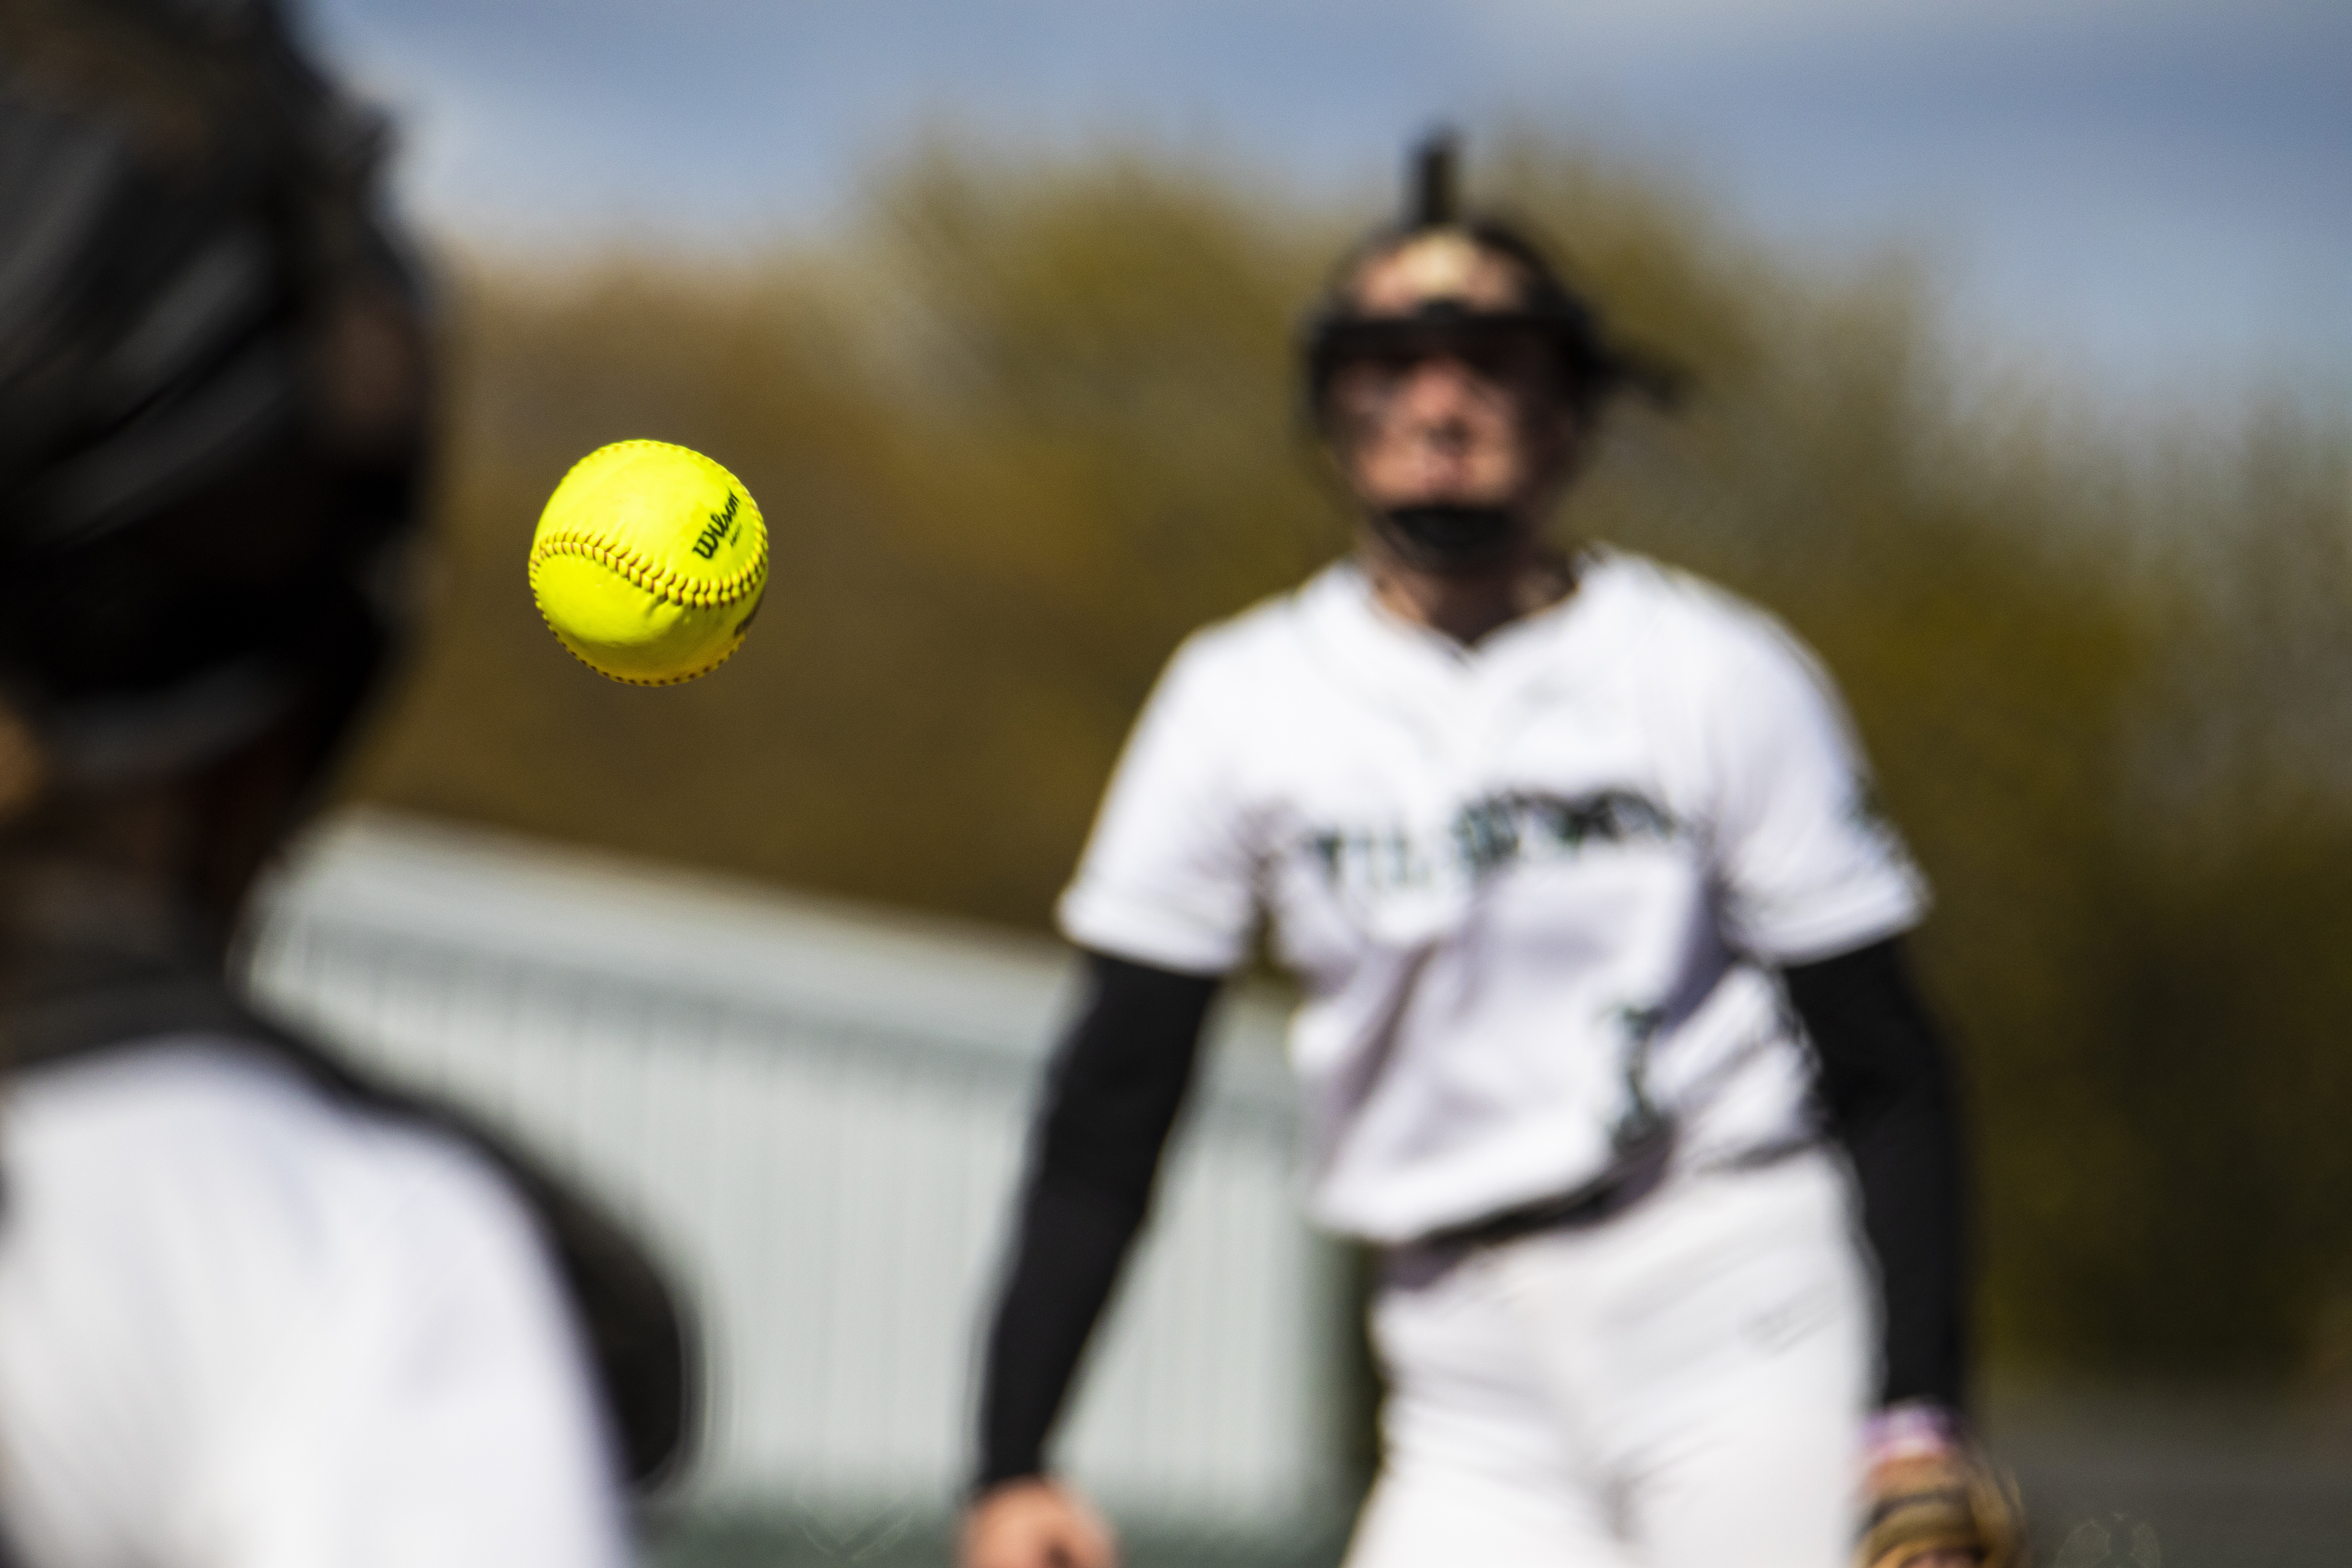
[1344,1151,1871,1568]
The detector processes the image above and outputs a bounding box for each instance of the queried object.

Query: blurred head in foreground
[0,0,430,955]
[1300,134,1666,593]
[0,7,685,1562]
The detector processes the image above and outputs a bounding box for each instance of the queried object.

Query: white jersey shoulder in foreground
[0,1040,629,1568]
[1060,550,1928,1242]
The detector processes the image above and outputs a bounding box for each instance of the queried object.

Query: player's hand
[960,1476,1118,1568]
[1855,1404,2023,1568]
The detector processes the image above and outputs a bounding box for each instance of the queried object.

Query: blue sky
[306,0,2351,414]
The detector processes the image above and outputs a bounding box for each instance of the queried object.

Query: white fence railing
[239,810,1349,1532]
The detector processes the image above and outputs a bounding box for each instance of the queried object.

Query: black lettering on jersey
[1308,787,1682,897]
[1517,789,1678,855]
[692,492,741,559]
[1310,828,1443,891]
[1451,797,1524,875]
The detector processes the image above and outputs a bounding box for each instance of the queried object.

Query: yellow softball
[527,441,768,685]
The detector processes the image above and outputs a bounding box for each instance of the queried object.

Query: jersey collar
[1292,548,1631,706]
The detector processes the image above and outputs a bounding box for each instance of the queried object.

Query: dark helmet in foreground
[0,0,432,794]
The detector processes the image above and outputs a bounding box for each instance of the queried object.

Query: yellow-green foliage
[348,140,2352,1386]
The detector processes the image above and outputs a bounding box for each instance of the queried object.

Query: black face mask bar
[1306,307,1604,404]
[1373,503,1521,573]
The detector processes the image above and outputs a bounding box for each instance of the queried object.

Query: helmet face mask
[1299,135,1660,572]
[1303,239,1618,432]
[1315,300,1577,576]
[1311,311,1579,411]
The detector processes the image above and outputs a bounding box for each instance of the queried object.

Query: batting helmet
[0,0,431,788]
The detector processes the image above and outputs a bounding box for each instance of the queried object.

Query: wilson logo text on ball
[692,493,741,559]
[529,440,767,685]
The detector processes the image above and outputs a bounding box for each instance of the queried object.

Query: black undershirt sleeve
[973,949,1221,1493]
[1782,936,1970,1413]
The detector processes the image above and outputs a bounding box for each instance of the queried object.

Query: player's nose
[1393,354,1485,428]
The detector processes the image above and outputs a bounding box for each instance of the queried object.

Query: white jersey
[0,1039,631,1568]
[1059,550,1927,1243]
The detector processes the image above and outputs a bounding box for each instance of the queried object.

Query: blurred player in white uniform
[961,139,1976,1568]
[0,3,689,1561]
